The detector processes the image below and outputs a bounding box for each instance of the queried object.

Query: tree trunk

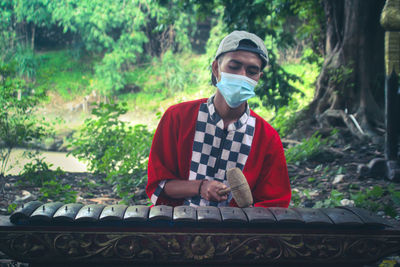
[307,0,386,137]
[31,24,35,51]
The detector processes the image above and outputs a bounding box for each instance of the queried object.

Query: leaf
[368,186,384,198]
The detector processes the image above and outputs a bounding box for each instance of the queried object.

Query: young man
[146,31,291,207]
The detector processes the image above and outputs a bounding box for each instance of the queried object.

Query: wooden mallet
[218,167,253,208]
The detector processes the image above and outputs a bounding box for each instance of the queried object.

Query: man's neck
[213,92,246,129]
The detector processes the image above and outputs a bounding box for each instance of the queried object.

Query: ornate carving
[184,236,215,260]
[381,0,400,31]
[1,231,400,264]
[385,31,400,75]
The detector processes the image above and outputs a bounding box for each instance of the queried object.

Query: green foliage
[1,0,52,67]
[271,99,301,137]
[125,50,193,98]
[288,0,326,64]
[68,102,129,172]
[290,189,301,207]
[16,151,74,203]
[351,185,399,218]
[146,50,198,96]
[301,47,324,68]
[314,190,343,208]
[262,61,318,135]
[256,52,302,110]
[39,179,77,203]
[2,0,199,95]
[68,102,153,203]
[13,45,38,80]
[121,51,213,114]
[46,0,197,95]
[0,65,50,189]
[2,0,324,111]
[204,6,229,64]
[100,123,153,203]
[389,184,400,207]
[7,203,17,213]
[158,51,190,93]
[18,152,64,186]
[190,0,326,109]
[14,0,52,29]
[194,0,307,109]
[285,131,334,164]
[0,0,17,62]
[328,63,354,89]
[35,50,93,99]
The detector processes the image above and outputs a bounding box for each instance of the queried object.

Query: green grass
[35,50,95,100]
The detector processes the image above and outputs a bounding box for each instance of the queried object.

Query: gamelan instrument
[0,201,400,266]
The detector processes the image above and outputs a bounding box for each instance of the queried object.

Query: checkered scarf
[151,96,256,206]
[184,96,256,206]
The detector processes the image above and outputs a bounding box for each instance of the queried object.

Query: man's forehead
[222,51,262,68]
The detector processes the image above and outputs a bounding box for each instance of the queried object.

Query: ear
[212,60,220,82]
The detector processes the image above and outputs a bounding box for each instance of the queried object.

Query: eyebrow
[229,59,261,71]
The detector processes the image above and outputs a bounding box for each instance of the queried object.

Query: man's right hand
[200,180,229,202]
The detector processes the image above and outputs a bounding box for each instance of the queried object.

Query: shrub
[16,151,73,203]
[68,102,153,203]
[314,190,344,208]
[271,99,301,137]
[14,45,38,81]
[18,152,64,187]
[285,131,335,164]
[351,185,399,218]
[39,179,77,203]
[0,65,50,191]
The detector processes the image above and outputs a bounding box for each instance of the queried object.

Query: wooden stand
[0,202,400,266]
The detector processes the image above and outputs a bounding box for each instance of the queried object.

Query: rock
[367,158,386,178]
[14,190,34,203]
[377,211,385,217]
[332,174,345,185]
[340,199,354,207]
[303,200,315,208]
[357,164,370,179]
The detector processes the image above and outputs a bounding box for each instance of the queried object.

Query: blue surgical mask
[216,72,257,108]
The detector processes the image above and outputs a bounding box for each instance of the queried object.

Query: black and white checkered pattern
[151,96,256,206]
[185,96,255,207]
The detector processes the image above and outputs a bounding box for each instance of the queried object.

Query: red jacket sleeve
[146,100,203,206]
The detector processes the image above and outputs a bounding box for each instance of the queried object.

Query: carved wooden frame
[1,229,399,265]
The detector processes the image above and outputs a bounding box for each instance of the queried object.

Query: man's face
[212,50,263,83]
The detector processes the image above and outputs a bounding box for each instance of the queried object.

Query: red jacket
[146,98,291,207]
